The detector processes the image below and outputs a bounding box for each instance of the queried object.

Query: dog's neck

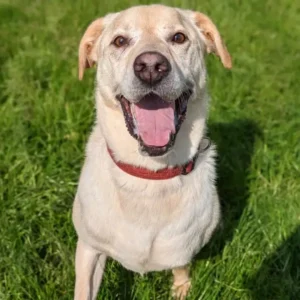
[107,137,211,179]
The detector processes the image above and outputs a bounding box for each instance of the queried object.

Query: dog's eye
[113,36,128,48]
[172,32,186,44]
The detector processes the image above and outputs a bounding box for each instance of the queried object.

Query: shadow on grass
[99,261,135,300]
[246,226,300,300]
[196,119,261,260]
[99,261,170,300]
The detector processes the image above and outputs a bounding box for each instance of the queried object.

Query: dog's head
[78,5,231,157]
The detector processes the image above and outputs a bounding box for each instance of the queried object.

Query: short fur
[73,5,231,299]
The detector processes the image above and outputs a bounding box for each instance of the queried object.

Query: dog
[73,4,231,299]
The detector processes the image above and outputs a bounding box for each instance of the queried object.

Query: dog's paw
[171,280,191,300]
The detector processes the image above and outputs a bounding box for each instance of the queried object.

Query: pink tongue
[134,94,175,147]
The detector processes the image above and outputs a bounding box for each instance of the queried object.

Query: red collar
[107,138,210,180]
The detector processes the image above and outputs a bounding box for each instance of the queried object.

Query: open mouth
[118,90,192,156]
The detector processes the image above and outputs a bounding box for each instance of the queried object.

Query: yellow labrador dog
[73,4,231,299]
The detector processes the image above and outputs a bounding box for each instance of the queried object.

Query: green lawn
[0,0,300,299]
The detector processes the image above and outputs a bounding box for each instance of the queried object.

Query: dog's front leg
[171,266,191,300]
[74,239,107,300]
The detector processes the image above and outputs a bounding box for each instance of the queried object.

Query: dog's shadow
[246,225,300,299]
[195,119,261,260]
[99,119,261,299]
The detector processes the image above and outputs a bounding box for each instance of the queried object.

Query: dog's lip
[117,90,192,156]
[117,90,192,105]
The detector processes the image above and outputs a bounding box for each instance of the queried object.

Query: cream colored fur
[73,5,231,300]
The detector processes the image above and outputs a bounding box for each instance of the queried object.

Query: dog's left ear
[193,12,232,69]
[78,18,104,80]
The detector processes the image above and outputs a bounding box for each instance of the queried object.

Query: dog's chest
[74,141,219,274]
[77,177,215,274]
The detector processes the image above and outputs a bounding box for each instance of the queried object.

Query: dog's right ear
[78,18,103,80]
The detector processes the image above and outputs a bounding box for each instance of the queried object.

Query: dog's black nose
[133,51,171,85]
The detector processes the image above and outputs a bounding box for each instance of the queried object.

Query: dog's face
[79,5,231,156]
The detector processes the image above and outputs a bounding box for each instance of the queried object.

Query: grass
[0,0,299,299]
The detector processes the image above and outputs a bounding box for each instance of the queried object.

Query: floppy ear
[194,12,232,69]
[78,18,104,80]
